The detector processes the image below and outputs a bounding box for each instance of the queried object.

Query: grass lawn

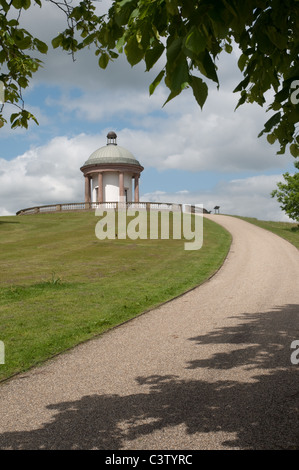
[235,216,299,249]
[0,211,231,381]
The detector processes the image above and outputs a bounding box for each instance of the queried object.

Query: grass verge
[0,211,231,381]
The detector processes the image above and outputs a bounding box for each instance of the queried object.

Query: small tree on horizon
[271,160,299,224]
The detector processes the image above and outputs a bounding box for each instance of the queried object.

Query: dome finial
[107,131,117,145]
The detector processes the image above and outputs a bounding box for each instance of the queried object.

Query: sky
[0,1,296,220]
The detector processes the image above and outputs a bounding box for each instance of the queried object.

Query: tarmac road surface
[0,215,298,450]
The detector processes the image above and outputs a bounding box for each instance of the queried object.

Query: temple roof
[81,132,142,169]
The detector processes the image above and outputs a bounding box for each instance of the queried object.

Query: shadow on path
[0,305,298,450]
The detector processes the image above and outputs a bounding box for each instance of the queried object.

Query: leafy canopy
[1,0,299,157]
[0,0,47,128]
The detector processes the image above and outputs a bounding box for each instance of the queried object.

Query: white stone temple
[80,132,144,203]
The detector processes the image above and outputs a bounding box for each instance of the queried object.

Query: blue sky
[0,1,296,219]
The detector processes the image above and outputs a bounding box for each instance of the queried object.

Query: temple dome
[82,144,141,167]
[81,132,142,169]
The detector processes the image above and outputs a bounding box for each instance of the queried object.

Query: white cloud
[38,76,293,175]
[0,130,293,221]
[46,85,167,123]
[115,94,293,174]
[142,174,291,222]
[0,133,104,215]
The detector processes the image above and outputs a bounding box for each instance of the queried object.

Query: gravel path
[0,215,298,450]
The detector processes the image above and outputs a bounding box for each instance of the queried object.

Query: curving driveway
[0,215,298,450]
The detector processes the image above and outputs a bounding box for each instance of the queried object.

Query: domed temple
[80,132,144,203]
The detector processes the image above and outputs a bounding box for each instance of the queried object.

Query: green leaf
[152,25,160,41]
[184,27,206,55]
[136,30,142,44]
[15,35,32,50]
[266,26,287,50]
[168,54,189,93]
[125,36,144,66]
[166,37,182,65]
[52,35,63,49]
[149,69,165,95]
[98,53,109,69]
[235,91,247,111]
[195,50,219,85]
[165,0,179,16]
[83,34,96,47]
[267,134,276,145]
[115,1,136,26]
[288,108,299,124]
[222,0,238,18]
[190,76,208,109]
[18,77,28,88]
[237,54,247,72]
[116,36,125,52]
[1,0,10,13]
[145,42,164,71]
[8,19,19,27]
[12,0,30,9]
[163,88,182,107]
[290,143,299,157]
[233,76,250,93]
[0,50,6,62]
[118,0,135,7]
[34,39,48,54]
[12,0,22,8]
[10,113,19,124]
[109,50,119,59]
[263,112,281,133]
[224,43,233,54]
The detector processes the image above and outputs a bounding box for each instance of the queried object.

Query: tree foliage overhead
[1,0,299,157]
[0,0,47,128]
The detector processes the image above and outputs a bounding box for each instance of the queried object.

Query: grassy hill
[0,211,231,381]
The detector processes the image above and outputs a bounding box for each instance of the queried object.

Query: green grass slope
[0,211,231,381]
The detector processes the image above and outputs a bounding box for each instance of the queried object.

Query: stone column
[134,174,139,202]
[119,172,125,199]
[97,172,103,203]
[84,175,91,204]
